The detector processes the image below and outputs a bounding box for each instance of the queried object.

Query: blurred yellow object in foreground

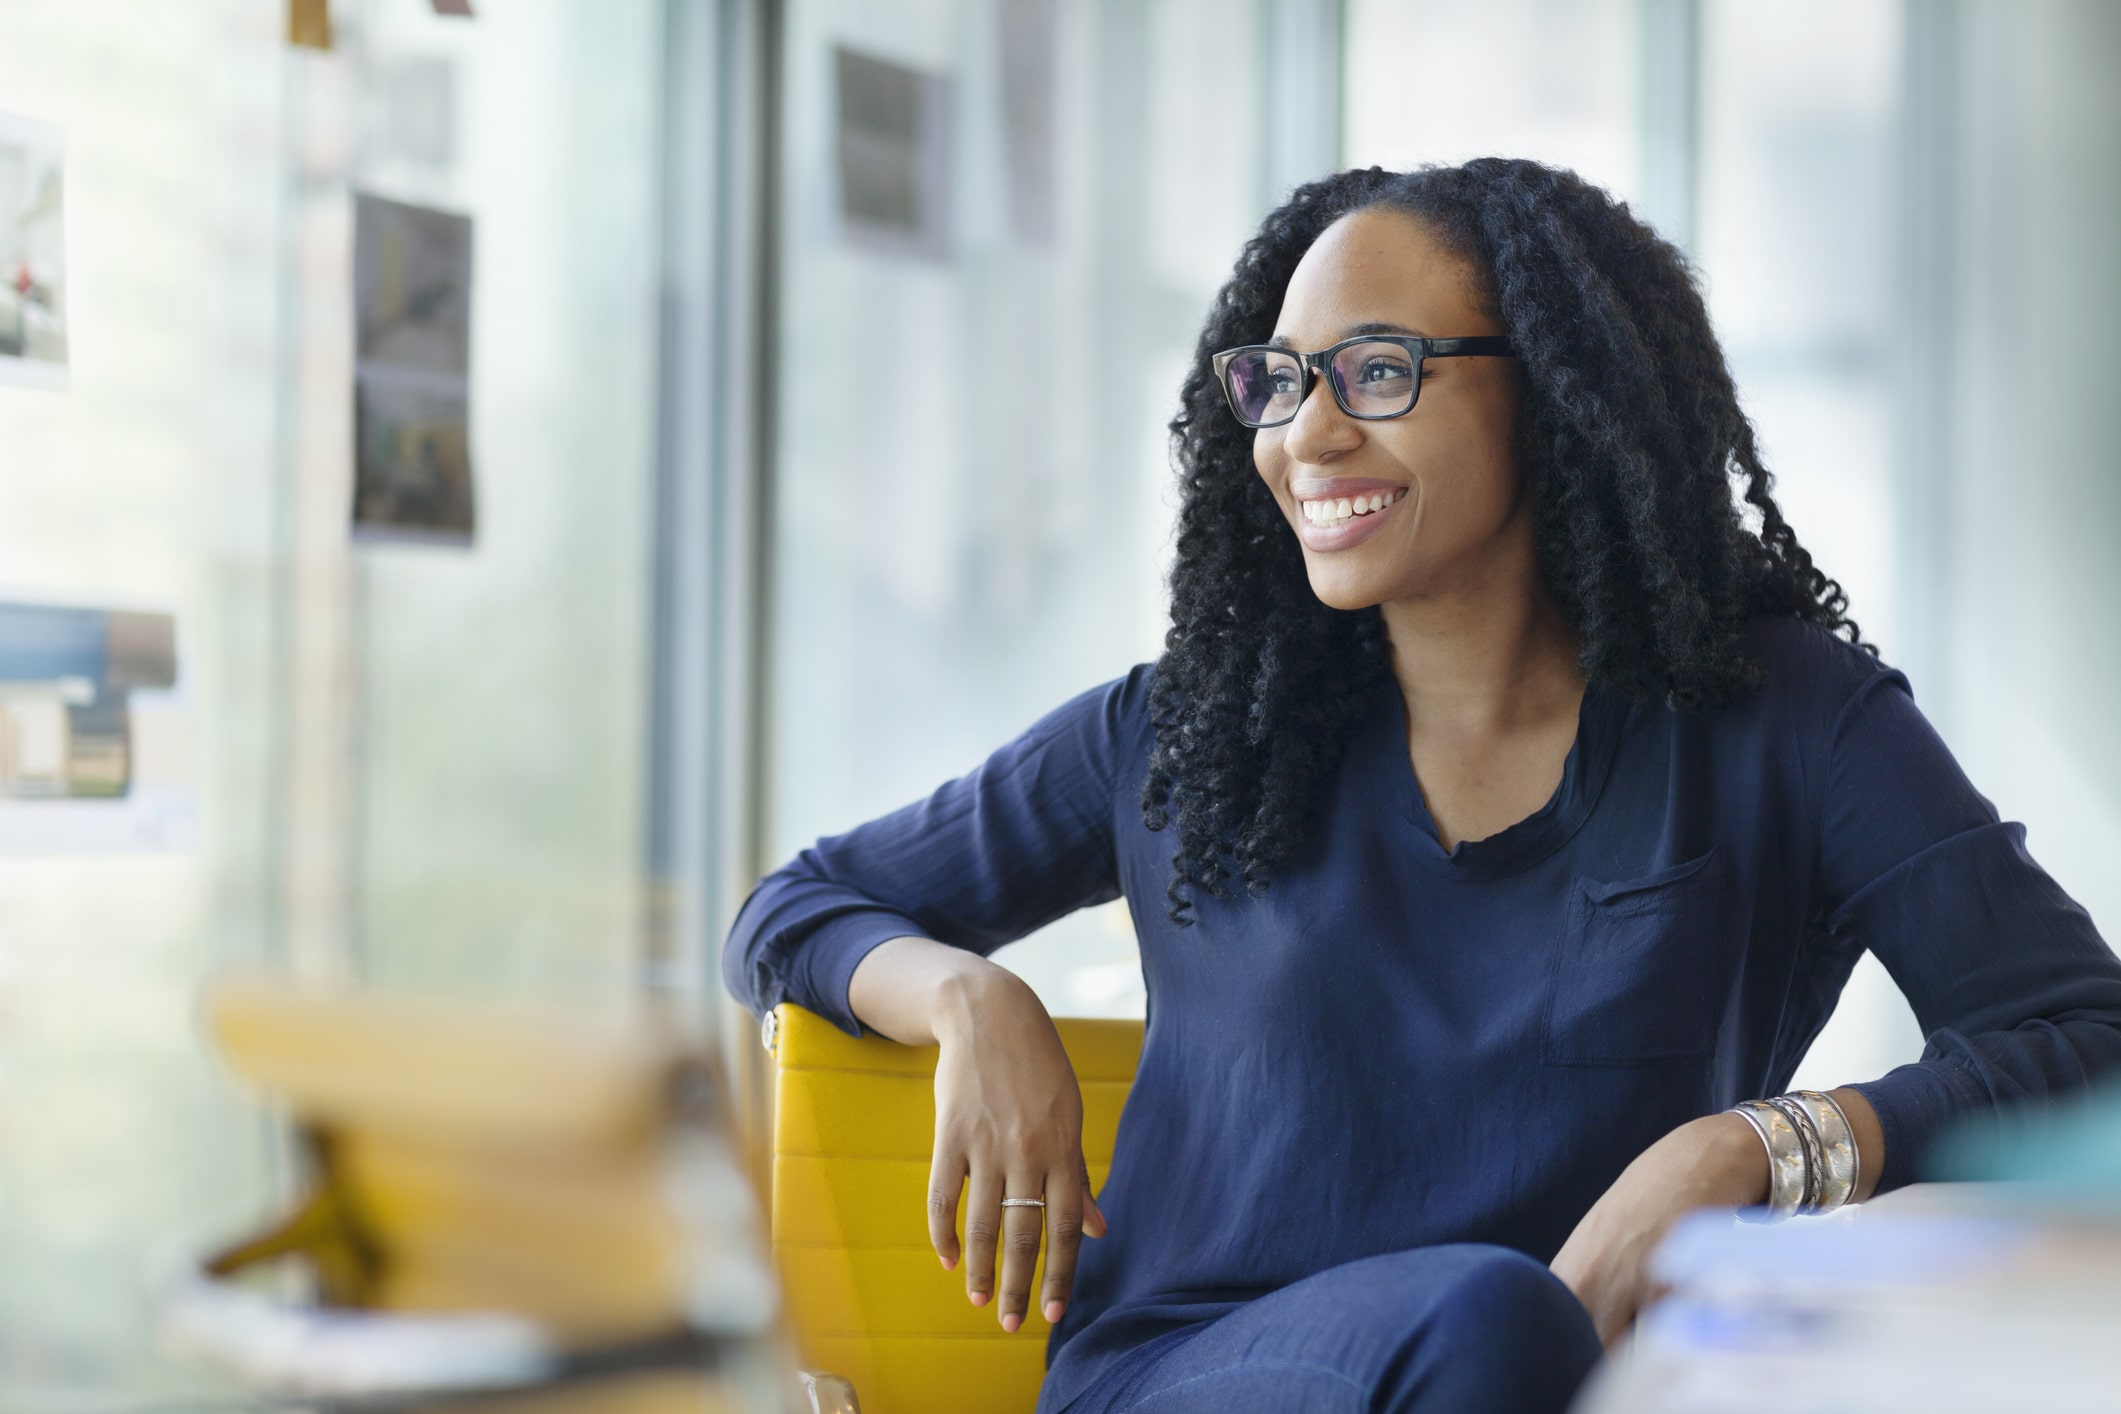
[176,971,800,1413]
[766,1003,1143,1414]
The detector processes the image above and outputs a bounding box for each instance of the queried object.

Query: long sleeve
[720,664,1153,1035]
[1820,668,2121,1192]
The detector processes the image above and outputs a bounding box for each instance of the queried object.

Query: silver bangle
[1729,1099,1808,1219]
[1791,1089,1860,1212]
[1764,1094,1824,1211]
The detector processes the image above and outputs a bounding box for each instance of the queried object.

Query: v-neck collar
[1360,671,1630,881]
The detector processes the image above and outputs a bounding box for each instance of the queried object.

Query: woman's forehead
[1272,208,1489,346]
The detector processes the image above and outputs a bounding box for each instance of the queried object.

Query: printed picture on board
[0,111,68,390]
[351,192,476,544]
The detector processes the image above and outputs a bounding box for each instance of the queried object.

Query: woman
[724,159,2121,1414]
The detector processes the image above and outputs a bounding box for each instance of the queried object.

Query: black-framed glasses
[1210,334,1516,428]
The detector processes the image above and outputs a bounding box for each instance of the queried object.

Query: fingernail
[1044,1300,1064,1323]
[969,1291,988,1307]
[1001,1313,1020,1334]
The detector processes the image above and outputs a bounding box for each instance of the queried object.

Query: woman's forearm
[847,935,1030,1047]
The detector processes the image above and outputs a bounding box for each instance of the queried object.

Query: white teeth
[1298,491,1399,525]
[1299,490,1402,529]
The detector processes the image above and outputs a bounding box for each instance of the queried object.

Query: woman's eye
[1358,358,1413,384]
[1268,370,1300,394]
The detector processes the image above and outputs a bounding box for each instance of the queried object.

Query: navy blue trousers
[1048,1245,1603,1414]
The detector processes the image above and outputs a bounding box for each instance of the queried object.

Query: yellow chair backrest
[767,1003,1143,1414]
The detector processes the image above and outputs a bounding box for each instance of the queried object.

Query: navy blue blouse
[723,616,2121,1410]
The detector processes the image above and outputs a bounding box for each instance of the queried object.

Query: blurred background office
[0,0,2116,1404]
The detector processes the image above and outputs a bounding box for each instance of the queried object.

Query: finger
[1081,1155,1108,1239]
[1596,1291,1637,1350]
[961,1165,1003,1308]
[1038,1167,1085,1326]
[994,1180,1046,1334]
[926,1140,967,1271]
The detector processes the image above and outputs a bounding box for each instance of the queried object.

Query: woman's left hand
[1549,1112,1769,1347]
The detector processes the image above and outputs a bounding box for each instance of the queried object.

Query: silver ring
[1000,1198,1046,1209]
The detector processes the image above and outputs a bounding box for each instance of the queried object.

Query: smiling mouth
[1300,488,1404,529]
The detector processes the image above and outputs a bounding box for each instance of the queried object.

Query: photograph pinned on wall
[0,596,197,854]
[351,192,476,546]
[0,110,68,391]
[998,0,1058,246]
[288,0,332,50]
[833,46,954,260]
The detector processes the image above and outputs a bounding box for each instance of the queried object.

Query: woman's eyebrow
[1342,320,1431,339]
[1264,321,1434,351]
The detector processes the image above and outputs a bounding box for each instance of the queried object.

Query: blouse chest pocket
[1542,847,1739,1067]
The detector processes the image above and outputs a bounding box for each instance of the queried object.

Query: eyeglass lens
[1224,350,1305,425]
[1222,340,1422,426]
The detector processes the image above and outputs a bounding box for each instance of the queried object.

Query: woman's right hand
[847,936,1109,1331]
[925,963,1107,1332]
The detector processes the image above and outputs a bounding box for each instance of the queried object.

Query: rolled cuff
[1846,1058,1989,1195]
[785,905,931,1037]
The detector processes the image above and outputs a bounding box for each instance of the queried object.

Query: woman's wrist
[848,936,1028,1047]
[927,953,1037,1046]
[1675,1110,1773,1210]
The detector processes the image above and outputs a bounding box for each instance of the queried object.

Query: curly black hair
[1139,157,1868,926]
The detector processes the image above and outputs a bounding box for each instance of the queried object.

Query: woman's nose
[1279,371,1362,465]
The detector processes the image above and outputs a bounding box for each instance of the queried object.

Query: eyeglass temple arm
[1423,336,1514,357]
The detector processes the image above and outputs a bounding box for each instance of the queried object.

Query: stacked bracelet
[1727,1090,1861,1220]
[1791,1089,1860,1211]
[1729,1099,1810,1218]
[1764,1095,1824,1208]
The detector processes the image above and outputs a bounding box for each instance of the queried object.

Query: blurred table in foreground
[1576,1183,2121,1414]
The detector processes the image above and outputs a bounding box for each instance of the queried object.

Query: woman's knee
[1381,1244,1601,1413]
[1083,1246,1601,1414]
[1423,1244,1591,1336]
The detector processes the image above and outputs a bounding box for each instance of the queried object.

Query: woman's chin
[1304,569,1394,614]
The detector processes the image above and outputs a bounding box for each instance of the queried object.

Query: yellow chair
[765,1003,1143,1414]
[173,973,794,1414]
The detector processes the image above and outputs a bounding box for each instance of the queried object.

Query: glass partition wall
[0,6,290,1396]
[327,0,665,1004]
[1692,0,1921,1085]
[762,0,1286,1018]
[0,0,672,1401]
